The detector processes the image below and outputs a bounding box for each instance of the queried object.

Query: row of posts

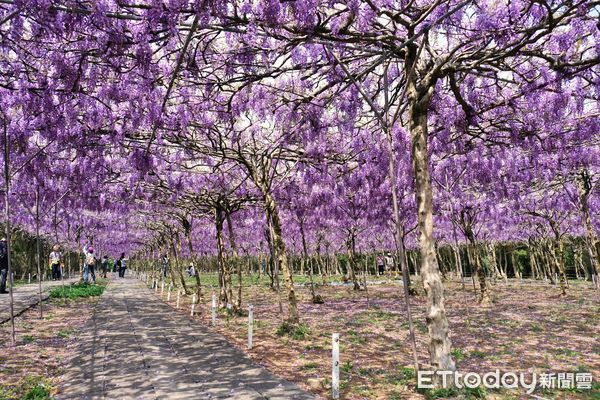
[136,271,342,398]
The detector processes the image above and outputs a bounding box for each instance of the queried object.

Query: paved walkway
[59,277,314,400]
[0,278,78,324]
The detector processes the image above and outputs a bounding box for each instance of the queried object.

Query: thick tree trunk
[408,90,455,373]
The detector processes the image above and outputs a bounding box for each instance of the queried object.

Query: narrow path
[59,277,314,400]
[0,278,78,324]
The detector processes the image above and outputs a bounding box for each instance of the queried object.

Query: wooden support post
[28,273,31,284]
[176,290,180,309]
[191,294,196,316]
[161,281,164,296]
[167,284,172,301]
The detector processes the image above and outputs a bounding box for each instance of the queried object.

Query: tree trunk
[408,86,455,373]
[263,190,299,324]
[225,209,242,312]
[215,207,232,307]
[346,229,361,290]
[578,171,600,282]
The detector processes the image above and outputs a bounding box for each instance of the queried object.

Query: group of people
[376,253,395,276]
[82,245,128,283]
[0,239,130,292]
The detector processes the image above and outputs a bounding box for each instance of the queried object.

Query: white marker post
[146,274,149,285]
[176,290,180,309]
[247,304,254,350]
[167,284,172,301]
[155,280,159,293]
[332,333,340,399]
[191,294,196,316]
[211,294,217,326]
[161,281,164,296]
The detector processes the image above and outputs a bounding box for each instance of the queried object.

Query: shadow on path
[59,277,314,399]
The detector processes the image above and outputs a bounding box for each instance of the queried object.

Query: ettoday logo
[417,370,593,394]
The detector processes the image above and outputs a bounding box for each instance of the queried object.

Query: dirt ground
[1,277,598,400]
[0,297,97,399]
[174,277,600,400]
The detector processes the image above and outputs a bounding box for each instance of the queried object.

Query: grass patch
[22,334,35,343]
[347,329,367,345]
[276,322,311,340]
[49,282,105,299]
[451,348,465,362]
[57,328,76,338]
[300,361,319,372]
[0,376,52,400]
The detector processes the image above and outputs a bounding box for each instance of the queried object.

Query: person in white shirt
[49,245,63,280]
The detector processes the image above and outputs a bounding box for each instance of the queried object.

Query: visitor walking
[101,255,109,278]
[49,245,62,280]
[376,255,385,276]
[384,252,394,276]
[83,246,96,284]
[0,237,8,294]
[161,254,168,278]
[118,253,127,278]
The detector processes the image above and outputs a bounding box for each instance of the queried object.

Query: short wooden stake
[332,333,340,399]
[248,304,254,350]
[167,284,172,301]
[211,294,217,326]
[28,273,31,284]
[176,291,180,309]
[191,294,196,316]
[155,281,158,293]
[161,281,164,296]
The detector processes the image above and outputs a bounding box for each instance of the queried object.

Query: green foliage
[347,329,367,345]
[22,334,35,343]
[276,322,310,340]
[451,348,465,362]
[0,376,52,400]
[340,361,353,374]
[49,282,105,299]
[385,366,415,385]
[23,384,50,400]
[469,350,486,359]
[57,328,75,338]
[530,323,543,332]
[300,362,319,372]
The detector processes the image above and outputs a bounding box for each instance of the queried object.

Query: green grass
[300,361,319,372]
[57,328,76,338]
[347,329,367,345]
[340,361,354,374]
[49,282,105,299]
[0,376,52,400]
[22,334,35,343]
[451,348,465,362]
[276,322,311,340]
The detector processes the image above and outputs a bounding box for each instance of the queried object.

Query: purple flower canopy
[0,0,597,256]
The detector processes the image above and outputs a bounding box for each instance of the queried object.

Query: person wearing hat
[0,237,8,294]
[49,244,63,280]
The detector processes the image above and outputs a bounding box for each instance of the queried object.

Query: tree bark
[263,190,299,324]
[407,84,455,373]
